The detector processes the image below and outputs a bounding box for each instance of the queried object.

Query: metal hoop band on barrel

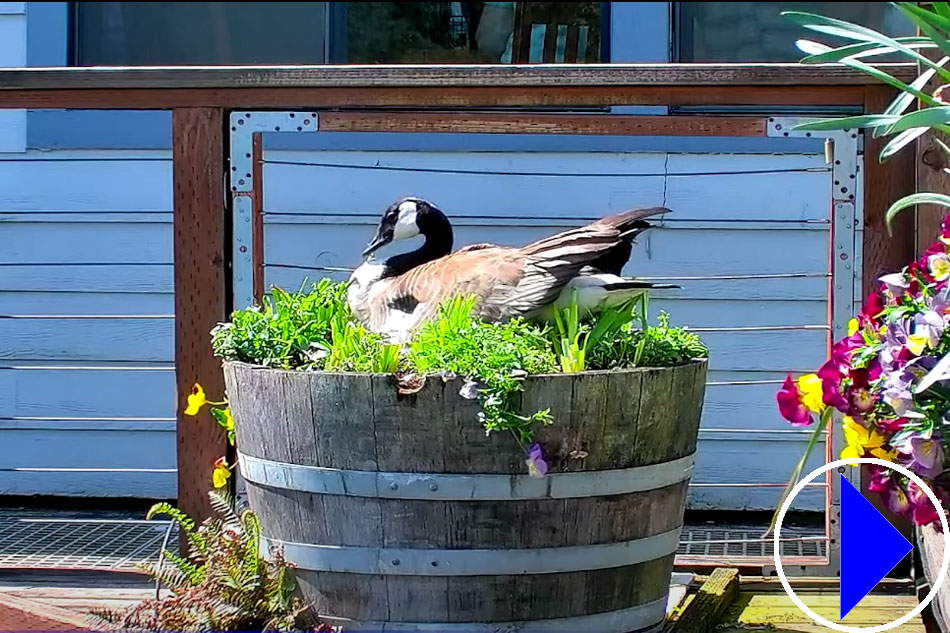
[238,452,694,501]
[261,527,680,576]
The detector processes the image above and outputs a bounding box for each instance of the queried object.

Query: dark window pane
[341,2,603,64]
[75,2,326,66]
[678,2,915,62]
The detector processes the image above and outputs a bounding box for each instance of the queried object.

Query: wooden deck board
[0,570,928,632]
[720,592,926,633]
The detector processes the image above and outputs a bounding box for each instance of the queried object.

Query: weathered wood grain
[669,567,739,633]
[173,108,227,525]
[0,85,877,110]
[0,64,916,91]
[317,113,767,137]
[224,361,706,626]
[862,85,917,297]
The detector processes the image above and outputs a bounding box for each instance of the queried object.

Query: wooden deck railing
[0,63,919,524]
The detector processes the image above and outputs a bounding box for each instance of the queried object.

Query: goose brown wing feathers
[494,206,669,316]
[359,206,669,334]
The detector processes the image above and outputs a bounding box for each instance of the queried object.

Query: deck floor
[719,592,926,633]
[0,569,930,632]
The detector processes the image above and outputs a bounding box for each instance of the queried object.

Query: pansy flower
[212,457,231,489]
[777,374,823,426]
[898,436,944,478]
[841,416,895,463]
[929,252,950,282]
[525,443,548,478]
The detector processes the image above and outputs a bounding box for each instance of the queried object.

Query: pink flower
[908,481,942,526]
[776,375,815,426]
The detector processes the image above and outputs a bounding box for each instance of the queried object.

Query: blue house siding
[2,2,845,510]
[0,151,176,498]
[260,147,834,511]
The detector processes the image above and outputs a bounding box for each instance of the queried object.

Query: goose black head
[362,197,449,259]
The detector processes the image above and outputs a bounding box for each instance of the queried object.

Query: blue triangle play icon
[840,474,913,619]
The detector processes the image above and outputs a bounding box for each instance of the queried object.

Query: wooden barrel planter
[225,359,707,632]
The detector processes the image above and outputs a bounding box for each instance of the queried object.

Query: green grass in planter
[408,296,558,444]
[588,311,708,369]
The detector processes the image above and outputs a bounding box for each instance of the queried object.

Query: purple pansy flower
[525,443,548,478]
[901,436,945,478]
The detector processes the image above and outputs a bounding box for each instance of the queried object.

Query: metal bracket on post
[761,117,861,578]
[228,111,319,310]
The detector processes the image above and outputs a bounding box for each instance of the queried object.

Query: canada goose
[347,197,674,341]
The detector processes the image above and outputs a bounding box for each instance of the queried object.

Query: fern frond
[209,488,241,530]
[159,548,207,586]
[147,501,210,557]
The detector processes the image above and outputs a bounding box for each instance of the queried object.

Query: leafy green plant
[212,281,707,447]
[408,295,558,444]
[212,280,395,372]
[589,311,709,370]
[550,293,648,372]
[780,3,950,228]
[89,490,329,632]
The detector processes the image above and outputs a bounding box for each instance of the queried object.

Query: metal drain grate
[0,512,177,572]
[677,522,827,564]
[0,508,823,571]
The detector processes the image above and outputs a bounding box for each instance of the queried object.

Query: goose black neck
[383,210,454,278]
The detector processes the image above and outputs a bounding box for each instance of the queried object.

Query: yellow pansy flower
[841,416,896,465]
[847,318,859,336]
[184,383,226,416]
[797,373,825,414]
[185,384,208,416]
[907,334,930,356]
[212,457,231,489]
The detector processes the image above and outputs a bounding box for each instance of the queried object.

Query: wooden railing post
[862,85,917,295]
[173,107,229,525]
[861,85,917,570]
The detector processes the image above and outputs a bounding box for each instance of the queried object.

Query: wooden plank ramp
[669,569,926,633]
[0,569,158,629]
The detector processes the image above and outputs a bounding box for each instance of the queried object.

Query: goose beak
[362,233,390,259]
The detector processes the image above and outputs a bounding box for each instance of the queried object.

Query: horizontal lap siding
[0,146,834,509]
[0,151,175,497]
[262,149,832,511]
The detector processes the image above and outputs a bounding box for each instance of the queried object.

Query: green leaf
[791,114,900,132]
[897,2,950,34]
[875,59,949,138]
[764,409,829,538]
[784,11,950,81]
[879,126,930,161]
[886,192,950,234]
[895,3,950,59]
[886,106,950,134]
[935,2,950,21]
[796,40,942,107]
[799,37,933,64]
[210,407,231,429]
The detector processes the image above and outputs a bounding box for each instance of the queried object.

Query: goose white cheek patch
[393,202,420,240]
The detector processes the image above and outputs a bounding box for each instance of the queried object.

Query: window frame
[25,1,819,152]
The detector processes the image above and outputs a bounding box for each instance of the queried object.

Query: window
[74,3,329,65]
[72,2,605,66]
[344,2,604,63]
[677,2,915,63]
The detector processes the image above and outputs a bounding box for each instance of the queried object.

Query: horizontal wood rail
[0,63,917,109]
